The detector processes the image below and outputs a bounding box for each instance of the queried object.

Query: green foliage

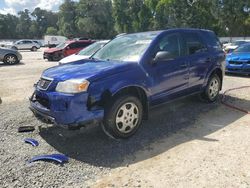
[46,27,58,35]
[1,0,250,39]
[57,0,77,38]
[76,0,115,39]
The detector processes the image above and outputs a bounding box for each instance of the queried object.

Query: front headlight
[56,79,90,94]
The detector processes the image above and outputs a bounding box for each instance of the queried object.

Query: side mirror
[153,51,173,64]
[66,46,70,50]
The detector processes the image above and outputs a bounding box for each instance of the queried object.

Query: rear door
[23,40,33,49]
[183,31,210,91]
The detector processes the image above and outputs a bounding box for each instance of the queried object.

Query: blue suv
[30,29,225,139]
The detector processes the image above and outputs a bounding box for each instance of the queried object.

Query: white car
[224,40,250,53]
[11,40,40,51]
[44,35,67,48]
[59,40,109,64]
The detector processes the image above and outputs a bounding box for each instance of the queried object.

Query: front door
[150,32,189,104]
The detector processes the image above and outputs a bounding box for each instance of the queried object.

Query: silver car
[11,40,40,51]
[0,47,22,65]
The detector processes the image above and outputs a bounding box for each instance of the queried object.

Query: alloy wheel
[115,102,139,134]
[208,77,219,99]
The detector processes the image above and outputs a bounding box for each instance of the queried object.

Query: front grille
[37,77,52,90]
[228,68,241,71]
[36,95,50,109]
[229,61,243,65]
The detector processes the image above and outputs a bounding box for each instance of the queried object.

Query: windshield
[56,42,67,49]
[234,44,250,53]
[78,42,107,56]
[92,33,157,62]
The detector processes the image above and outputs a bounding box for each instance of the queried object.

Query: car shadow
[0,62,25,67]
[225,72,250,78]
[39,95,248,168]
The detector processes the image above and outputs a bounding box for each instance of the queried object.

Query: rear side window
[69,42,92,49]
[24,41,32,44]
[184,32,207,55]
[203,31,222,51]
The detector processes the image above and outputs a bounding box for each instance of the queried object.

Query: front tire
[103,95,143,139]
[3,54,18,65]
[201,74,221,102]
[31,46,37,51]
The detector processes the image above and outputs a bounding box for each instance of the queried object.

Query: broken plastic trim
[29,154,69,164]
[24,138,39,147]
[18,126,35,133]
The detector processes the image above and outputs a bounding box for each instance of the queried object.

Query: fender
[202,65,224,89]
[87,69,151,108]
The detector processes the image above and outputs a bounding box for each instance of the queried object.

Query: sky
[0,0,66,15]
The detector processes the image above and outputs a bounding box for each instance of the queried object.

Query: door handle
[205,58,212,63]
[180,64,187,68]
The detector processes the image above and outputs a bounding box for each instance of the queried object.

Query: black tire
[47,57,53,61]
[103,95,143,139]
[201,74,221,102]
[31,46,37,51]
[3,54,19,65]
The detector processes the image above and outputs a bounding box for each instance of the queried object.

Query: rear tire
[201,74,221,102]
[3,54,18,65]
[103,95,143,139]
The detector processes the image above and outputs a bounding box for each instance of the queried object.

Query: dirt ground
[0,50,250,188]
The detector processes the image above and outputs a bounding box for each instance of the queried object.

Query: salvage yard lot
[0,50,250,187]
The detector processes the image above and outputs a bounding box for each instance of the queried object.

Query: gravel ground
[0,50,249,187]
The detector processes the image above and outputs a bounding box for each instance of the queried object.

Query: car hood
[59,54,89,64]
[226,52,250,61]
[42,59,137,82]
[225,45,238,50]
[44,48,61,53]
[0,47,17,53]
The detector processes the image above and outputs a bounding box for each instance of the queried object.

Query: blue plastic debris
[24,138,39,147]
[28,154,69,164]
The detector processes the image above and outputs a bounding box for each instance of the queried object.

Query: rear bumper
[29,89,104,128]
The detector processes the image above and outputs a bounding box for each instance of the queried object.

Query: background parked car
[31,29,225,139]
[59,40,110,64]
[44,35,67,48]
[43,40,95,61]
[224,40,250,53]
[10,40,40,51]
[226,43,250,75]
[0,47,22,65]
[32,40,44,47]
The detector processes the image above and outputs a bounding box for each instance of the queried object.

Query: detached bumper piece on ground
[24,138,39,147]
[29,154,69,164]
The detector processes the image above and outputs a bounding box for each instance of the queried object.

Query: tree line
[1,0,250,39]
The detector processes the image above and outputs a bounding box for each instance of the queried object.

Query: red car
[43,40,95,61]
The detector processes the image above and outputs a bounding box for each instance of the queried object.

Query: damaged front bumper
[29,89,104,129]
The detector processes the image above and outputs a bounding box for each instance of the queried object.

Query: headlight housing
[56,79,90,94]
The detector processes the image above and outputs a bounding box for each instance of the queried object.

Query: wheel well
[211,68,223,90]
[100,86,149,119]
